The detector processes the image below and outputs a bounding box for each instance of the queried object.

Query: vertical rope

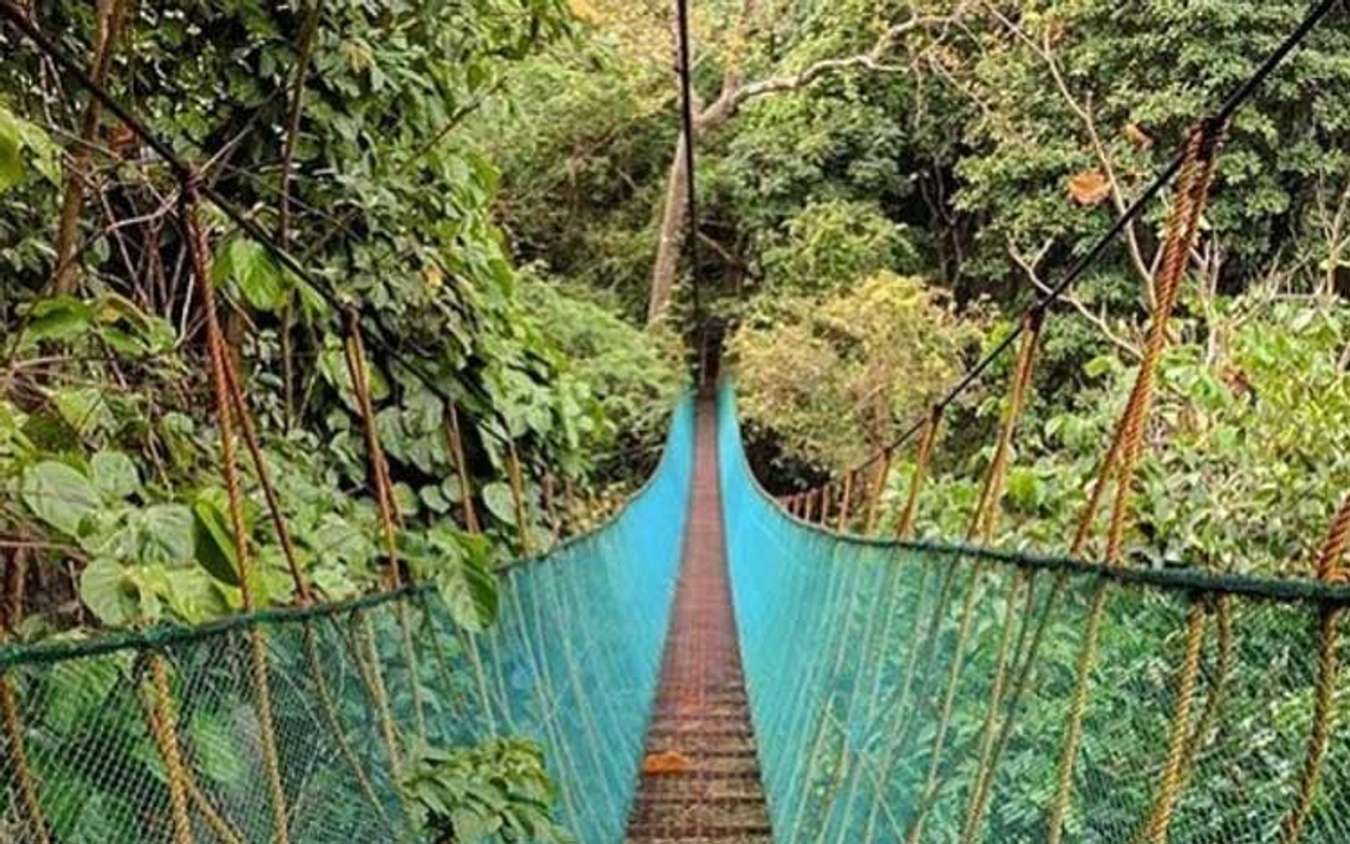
[836,470,854,532]
[445,402,481,533]
[0,546,49,844]
[864,449,893,536]
[908,313,1042,844]
[1047,120,1225,844]
[341,313,427,745]
[1140,599,1208,844]
[342,313,402,589]
[218,347,312,605]
[143,654,195,844]
[1279,495,1350,843]
[181,173,291,844]
[507,440,532,555]
[0,670,48,844]
[956,312,1044,843]
[896,407,942,540]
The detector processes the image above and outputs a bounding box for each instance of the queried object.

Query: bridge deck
[625,398,773,843]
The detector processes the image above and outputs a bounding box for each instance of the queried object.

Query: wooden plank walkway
[625,398,773,843]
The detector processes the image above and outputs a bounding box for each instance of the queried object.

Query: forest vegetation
[1,0,1348,839]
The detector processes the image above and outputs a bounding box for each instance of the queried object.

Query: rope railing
[719,383,1350,844]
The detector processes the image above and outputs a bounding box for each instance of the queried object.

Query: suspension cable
[674,0,704,375]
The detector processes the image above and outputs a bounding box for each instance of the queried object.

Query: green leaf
[192,499,241,586]
[21,460,100,537]
[191,710,246,785]
[482,481,517,526]
[421,484,451,514]
[0,107,23,192]
[141,504,195,565]
[214,238,288,312]
[51,386,114,436]
[91,450,140,499]
[24,296,96,344]
[438,544,498,632]
[80,559,139,627]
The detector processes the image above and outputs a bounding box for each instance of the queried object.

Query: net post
[506,440,533,555]
[863,448,893,536]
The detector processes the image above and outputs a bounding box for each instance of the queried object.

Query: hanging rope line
[674,0,703,343]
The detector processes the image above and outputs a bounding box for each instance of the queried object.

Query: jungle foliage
[476,0,1349,574]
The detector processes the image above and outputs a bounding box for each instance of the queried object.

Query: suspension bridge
[3,0,1350,842]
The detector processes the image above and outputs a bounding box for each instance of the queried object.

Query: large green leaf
[80,558,139,627]
[482,481,517,526]
[437,537,498,632]
[23,296,96,344]
[91,450,140,499]
[192,499,241,586]
[51,386,114,436]
[21,460,100,537]
[141,504,195,565]
[0,107,23,192]
[213,237,288,312]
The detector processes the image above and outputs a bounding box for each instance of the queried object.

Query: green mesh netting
[0,396,693,843]
[718,382,1350,844]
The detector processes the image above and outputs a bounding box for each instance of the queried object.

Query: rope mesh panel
[0,397,694,843]
[717,383,1350,844]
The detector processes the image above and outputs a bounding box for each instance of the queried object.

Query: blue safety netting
[717,381,1350,844]
[0,396,693,843]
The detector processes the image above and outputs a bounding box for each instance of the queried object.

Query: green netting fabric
[718,382,1350,843]
[0,395,693,843]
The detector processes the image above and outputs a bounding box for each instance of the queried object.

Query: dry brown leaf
[423,265,443,291]
[1124,123,1153,150]
[642,750,693,775]
[569,0,602,24]
[1068,169,1111,206]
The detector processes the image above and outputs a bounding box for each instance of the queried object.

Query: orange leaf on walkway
[642,750,693,775]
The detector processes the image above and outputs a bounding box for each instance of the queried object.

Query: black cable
[674,0,704,375]
[0,0,517,442]
[839,0,1340,479]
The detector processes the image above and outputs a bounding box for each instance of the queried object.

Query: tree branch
[1008,236,1141,360]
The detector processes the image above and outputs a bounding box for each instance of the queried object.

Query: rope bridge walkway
[3,2,1350,843]
[625,398,771,843]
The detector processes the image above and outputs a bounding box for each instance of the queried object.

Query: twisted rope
[181,173,291,844]
[143,654,195,844]
[958,312,1044,843]
[0,672,49,844]
[896,407,943,540]
[1047,120,1225,844]
[864,448,893,535]
[1280,495,1350,843]
[445,403,482,533]
[837,469,855,532]
[907,312,1043,844]
[1140,599,1209,844]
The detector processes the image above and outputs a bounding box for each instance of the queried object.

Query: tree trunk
[646,133,690,324]
[50,0,127,294]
